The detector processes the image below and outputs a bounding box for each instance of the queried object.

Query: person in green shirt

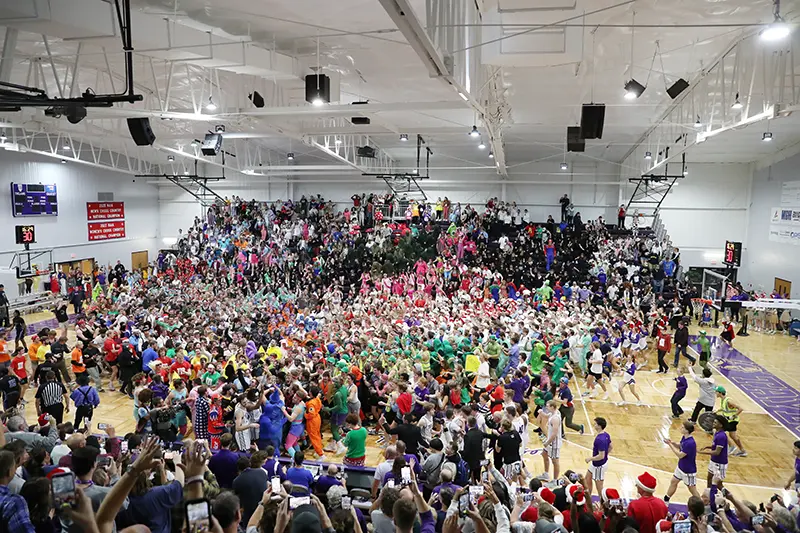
[697,330,711,367]
[342,413,368,466]
[485,337,501,376]
[201,364,221,387]
[527,341,546,374]
[328,378,349,453]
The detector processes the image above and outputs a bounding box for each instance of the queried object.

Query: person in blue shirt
[314,464,344,494]
[70,374,100,431]
[285,451,315,492]
[141,341,158,373]
[262,445,285,480]
[0,450,34,533]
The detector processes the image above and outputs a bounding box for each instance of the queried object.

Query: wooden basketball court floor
[15,309,800,504]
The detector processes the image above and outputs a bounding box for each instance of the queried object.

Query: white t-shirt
[589,349,604,374]
[476,361,491,389]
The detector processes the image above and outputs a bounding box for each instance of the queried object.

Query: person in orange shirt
[305,386,325,459]
[0,329,10,372]
[71,341,87,380]
[10,346,28,400]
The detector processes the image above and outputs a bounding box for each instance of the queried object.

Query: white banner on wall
[769,206,800,245]
[780,181,800,205]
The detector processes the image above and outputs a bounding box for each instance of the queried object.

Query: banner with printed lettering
[768,206,800,245]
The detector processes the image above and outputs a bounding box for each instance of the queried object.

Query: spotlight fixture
[312,97,325,107]
[560,162,569,171]
[694,116,702,128]
[287,152,295,160]
[61,159,66,164]
[763,131,773,142]
[644,151,652,160]
[761,0,791,42]
[205,97,217,111]
[399,134,408,142]
[478,139,486,150]
[167,155,175,162]
[469,125,480,137]
[489,151,494,159]
[731,93,743,110]
[624,79,646,100]
[305,74,331,106]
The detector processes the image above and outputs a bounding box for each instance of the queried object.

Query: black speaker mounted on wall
[127,118,155,146]
[305,74,331,105]
[567,126,585,152]
[580,104,606,139]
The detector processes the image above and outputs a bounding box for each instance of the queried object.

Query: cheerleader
[616,353,642,406]
[719,321,735,346]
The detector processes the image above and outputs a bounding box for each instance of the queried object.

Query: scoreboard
[724,240,742,267]
[11,183,58,217]
[15,225,36,245]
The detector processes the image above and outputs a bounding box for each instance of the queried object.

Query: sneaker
[98,388,105,393]
[732,450,747,457]
[109,387,116,392]
[616,401,625,406]
[602,393,609,400]
[336,442,347,455]
[580,425,585,435]
[672,414,681,419]
[636,401,643,406]
[537,472,550,481]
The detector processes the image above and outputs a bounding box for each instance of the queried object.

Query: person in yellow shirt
[28,335,42,375]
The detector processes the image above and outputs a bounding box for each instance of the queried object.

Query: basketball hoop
[691,298,712,316]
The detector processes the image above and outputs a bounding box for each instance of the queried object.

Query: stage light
[624,79,645,100]
[167,155,175,162]
[644,151,652,160]
[400,134,408,142]
[206,97,217,111]
[469,125,480,137]
[694,116,702,128]
[560,162,569,171]
[489,151,494,159]
[732,93,743,110]
[763,131,773,142]
[762,20,791,41]
[287,152,295,160]
[478,139,486,150]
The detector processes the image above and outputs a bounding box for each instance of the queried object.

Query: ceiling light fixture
[335,138,342,145]
[62,143,71,150]
[167,155,175,162]
[478,138,486,150]
[311,97,325,107]
[683,167,689,176]
[624,79,646,100]
[400,134,408,142]
[287,152,295,160]
[0,131,6,142]
[205,97,217,111]
[763,131,773,142]
[694,116,702,128]
[458,92,468,101]
[489,151,494,159]
[732,93,743,110]
[191,140,199,147]
[560,162,569,171]
[61,159,66,164]
[761,0,791,41]
[469,125,480,137]
[644,151,652,160]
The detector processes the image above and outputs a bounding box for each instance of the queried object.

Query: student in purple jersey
[616,353,642,406]
[663,420,700,501]
[785,440,800,490]
[555,377,584,437]
[699,415,728,489]
[584,417,612,499]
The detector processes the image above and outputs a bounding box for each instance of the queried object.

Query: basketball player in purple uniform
[663,420,700,501]
[699,415,728,489]
[786,440,800,490]
[584,417,612,499]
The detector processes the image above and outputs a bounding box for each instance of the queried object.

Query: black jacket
[462,427,493,466]
[674,327,689,346]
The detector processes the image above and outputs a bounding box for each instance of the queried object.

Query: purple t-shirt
[678,436,697,473]
[508,377,529,403]
[675,376,688,394]
[711,431,728,464]
[592,432,611,466]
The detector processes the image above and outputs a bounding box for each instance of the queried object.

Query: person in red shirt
[103,331,122,391]
[655,328,672,374]
[170,357,191,382]
[627,472,668,533]
[10,347,28,399]
[618,204,626,228]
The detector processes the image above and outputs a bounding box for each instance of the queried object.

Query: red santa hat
[656,520,673,533]
[536,487,556,505]
[601,488,620,502]
[636,471,658,493]
[566,484,587,506]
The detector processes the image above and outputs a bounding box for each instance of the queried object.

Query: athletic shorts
[723,420,738,433]
[588,371,602,381]
[624,375,635,385]
[708,462,727,481]
[588,462,608,481]
[673,467,697,487]
[544,439,562,459]
[17,377,28,385]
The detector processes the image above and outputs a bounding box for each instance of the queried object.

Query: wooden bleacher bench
[9,292,60,315]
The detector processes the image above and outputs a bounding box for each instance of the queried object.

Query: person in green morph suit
[697,330,711,368]
[550,349,572,384]
[485,336,502,377]
[527,341,546,374]
[326,376,349,454]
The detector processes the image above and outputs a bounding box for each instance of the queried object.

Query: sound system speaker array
[580,104,605,139]
[667,78,689,99]
[567,126,585,152]
[127,118,155,146]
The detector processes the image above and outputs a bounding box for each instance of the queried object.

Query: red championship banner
[86,201,125,220]
[88,220,126,241]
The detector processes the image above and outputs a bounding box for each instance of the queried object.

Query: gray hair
[7,416,27,432]
[771,507,797,533]
[326,484,348,509]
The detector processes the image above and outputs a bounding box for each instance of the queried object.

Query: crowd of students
[0,192,796,533]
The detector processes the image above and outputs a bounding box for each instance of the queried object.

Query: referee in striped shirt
[35,371,69,424]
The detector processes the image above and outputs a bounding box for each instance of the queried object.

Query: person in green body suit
[485,336,502,377]
[326,377,349,454]
[550,350,572,384]
[527,341,546,374]
[697,330,712,368]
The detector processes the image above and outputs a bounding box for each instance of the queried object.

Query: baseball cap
[699,330,707,336]
[715,386,726,395]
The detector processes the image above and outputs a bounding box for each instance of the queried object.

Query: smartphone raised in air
[458,493,471,517]
[290,496,310,510]
[672,520,692,533]
[51,471,77,510]
[271,476,281,493]
[401,466,411,484]
[185,498,211,533]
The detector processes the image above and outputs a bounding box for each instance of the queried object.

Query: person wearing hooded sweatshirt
[258,387,286,452]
